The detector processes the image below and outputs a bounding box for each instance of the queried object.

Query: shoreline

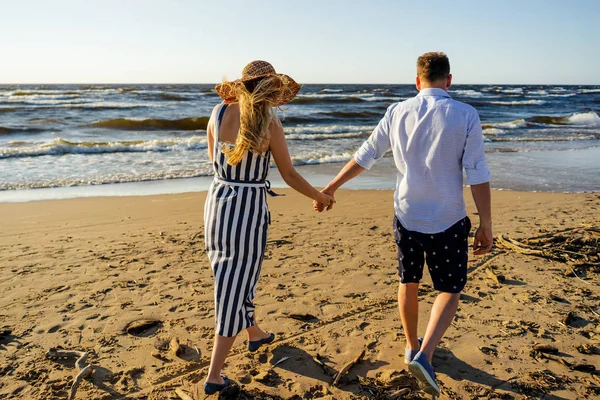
[2,144,600,203]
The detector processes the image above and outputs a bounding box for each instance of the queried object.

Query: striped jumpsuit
[204,103,272,337]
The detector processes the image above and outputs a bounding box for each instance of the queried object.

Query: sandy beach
[0,189,599,399]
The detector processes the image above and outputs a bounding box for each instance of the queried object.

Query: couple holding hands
[203,53,493,397]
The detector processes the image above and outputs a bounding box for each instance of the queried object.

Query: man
[315,52,493,396]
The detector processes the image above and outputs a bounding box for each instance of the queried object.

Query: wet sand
[0,189,599,399]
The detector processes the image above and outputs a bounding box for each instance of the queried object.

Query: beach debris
[485,267,505,284]
[46,348,95,400]
[271,356,290,369]
[549,294,569,303]
[125,319,162,337]
[512,369,572,397]
[577,344,600,355]
[563,311,577,327]
[174,388,193,400]
[478,346,498,356]
[357,372,420,399]
[151,352,168,362]
[254,369,280,386]
[169,337,183,357]
[332,349,365,386]
[287,313,319,322]
[530,350,596,372]
[532,344,559,354]
[496,227,600,277]
[312,353,335,376]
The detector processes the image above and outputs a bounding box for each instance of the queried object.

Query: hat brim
[215,74,301,106]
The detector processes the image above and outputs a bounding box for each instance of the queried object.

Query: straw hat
[215,60,301,106]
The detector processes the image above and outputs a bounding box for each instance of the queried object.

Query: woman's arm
[269,118,333,206]
[206,104,222,163]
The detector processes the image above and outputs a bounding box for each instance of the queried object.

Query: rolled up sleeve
[463,110,491,185]
[354,105,393,169]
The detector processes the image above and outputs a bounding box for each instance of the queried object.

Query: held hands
[313,189,335,212]
[473,224,493,255]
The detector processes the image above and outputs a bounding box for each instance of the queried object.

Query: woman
[203,60,333,394]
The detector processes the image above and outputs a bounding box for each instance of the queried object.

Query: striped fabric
[204,103,271,337]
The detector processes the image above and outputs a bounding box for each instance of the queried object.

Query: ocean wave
[488,135,598,142]
[158,93,194,101]
[528,111,600,126]
[527,90,548,95]
[317,110,382,119]
[321,88,343,93]
[285,124,375,135]
[0,169,216,191]
[291,151,354,166]
[451,89,486,98]
[482,87,523,95]
[88,117,209,131]
[579,88,600,94]
[0,136,208,159]
[0,107,19,113]
[292,96,367,104]
[0,126,47,135]
[286,132,370,141]
[482,119,527,130]
[489,99,546,106]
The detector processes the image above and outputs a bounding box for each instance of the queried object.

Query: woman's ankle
[205,372,224,384]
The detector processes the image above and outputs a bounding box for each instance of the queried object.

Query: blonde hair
[219,76,284,165]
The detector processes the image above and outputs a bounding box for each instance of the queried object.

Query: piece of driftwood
[174,388,193,400]
[170,337,183,357]
[46,348,95,400]
[312,353,335,376]
[496,228,600,267]
[533,351,596,372]
[485,267,505,284]
[532,344,559,354]
[332,349,365,386]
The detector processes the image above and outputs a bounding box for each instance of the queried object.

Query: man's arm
[315,105,394,211]
[470,182,492,254]
[463,109,493,254]
[314,160,365,211]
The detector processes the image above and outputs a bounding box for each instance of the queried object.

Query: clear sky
[2,0,599,84]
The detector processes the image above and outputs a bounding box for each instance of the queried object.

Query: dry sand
[0,189,599,399]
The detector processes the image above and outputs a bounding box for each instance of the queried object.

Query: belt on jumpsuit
[213,177,283,198]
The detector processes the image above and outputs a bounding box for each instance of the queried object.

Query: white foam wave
[566,111,600,126]
[291,151,354,166]
[286,132,369,140]
[285,124,375,135]
[486,119,527,129]
[0,136,207,159]
[451,89,485,97]
[321,88,343,93]
[579,88,600,94]
[527,90,547,95]
[482,128,505,135]
[490,100,546,106]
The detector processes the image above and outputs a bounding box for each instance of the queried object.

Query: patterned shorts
[393,216,472,293]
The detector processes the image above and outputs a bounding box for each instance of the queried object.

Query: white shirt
[354,88,490,234]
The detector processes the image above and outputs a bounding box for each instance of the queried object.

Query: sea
[0,84,599,202]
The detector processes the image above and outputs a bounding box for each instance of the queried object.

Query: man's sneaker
[404,337,423,364]
[408,351,440,396]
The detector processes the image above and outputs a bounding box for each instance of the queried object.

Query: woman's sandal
[248,332,275,352]
[203,375,230,395]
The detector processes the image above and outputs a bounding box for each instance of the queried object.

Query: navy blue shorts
[393,216,471,293]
